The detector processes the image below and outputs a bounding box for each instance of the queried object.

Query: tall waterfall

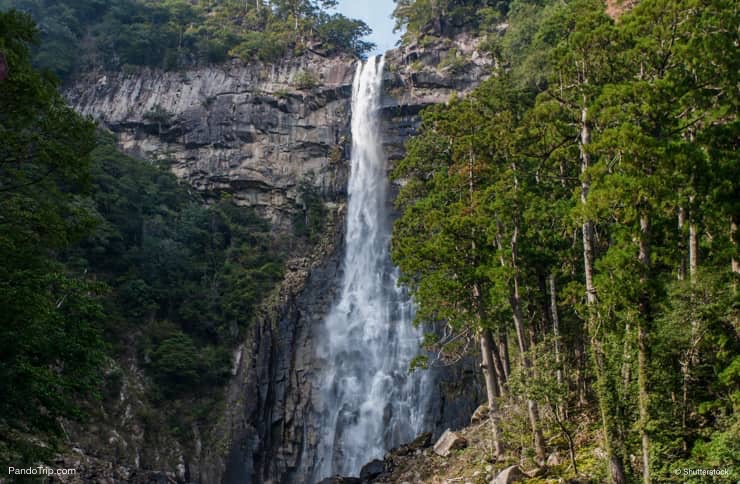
[311,56,430,480]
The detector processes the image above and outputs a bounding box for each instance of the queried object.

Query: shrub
[292,69,320,90]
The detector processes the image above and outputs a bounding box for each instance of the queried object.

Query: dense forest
[391,0,738,482]
[0,0,737,482]
[0,9,286,468]
[0,0,374,79]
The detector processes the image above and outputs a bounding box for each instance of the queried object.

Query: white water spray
[311,56,429,480]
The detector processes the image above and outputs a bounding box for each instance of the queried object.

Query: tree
[392,95,506,458]
[0,9,104,465]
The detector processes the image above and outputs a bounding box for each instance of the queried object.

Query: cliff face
[64,31,492,484]
[67,54,356,233]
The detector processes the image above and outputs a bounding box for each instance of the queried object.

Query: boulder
[546,452,561,466]
[470,404,490,424]
[433,429,468,457]
[490,465,526,484]
[359,459,386,480]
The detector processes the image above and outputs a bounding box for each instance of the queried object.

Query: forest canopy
[0,0,375,79]
[392,0,738,481]
[0,9,284,466]
[392,0,510,39]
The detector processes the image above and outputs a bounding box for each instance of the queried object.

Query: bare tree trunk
[501,158,547,463]
[638,214,651,484]
[574,341,588,407]
[580,104,626,484]
[549,274,564,387]
[538,272,551,339]
[689,210,698,279]
[732,218,739,275]
[622,322,631,397]
[480,328,504,458]
[499,329,511,381]
[510,276,546,462]
[732,217,739,293]
[490,339,507,396]
[678,205,703,450]
[678,206,687,281]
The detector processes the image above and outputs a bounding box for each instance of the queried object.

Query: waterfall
[311,56,430,481]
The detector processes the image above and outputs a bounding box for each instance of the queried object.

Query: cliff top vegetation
[0,0,375,80]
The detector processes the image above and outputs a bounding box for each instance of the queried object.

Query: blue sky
[334,0,402,56]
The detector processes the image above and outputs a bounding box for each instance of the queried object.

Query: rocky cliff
[67,54,356,234]
[63,31,493,484]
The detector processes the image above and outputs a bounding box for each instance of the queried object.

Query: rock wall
[64,31,492,484]
[67,53,357,233]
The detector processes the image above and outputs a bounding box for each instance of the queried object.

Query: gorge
[5,1,735,483]
[60,27,492,484]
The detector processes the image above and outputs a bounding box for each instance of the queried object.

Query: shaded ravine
[309,56,432,482]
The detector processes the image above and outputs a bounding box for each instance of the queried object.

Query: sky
[334,0,402,56]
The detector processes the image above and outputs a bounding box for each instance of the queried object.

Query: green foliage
[393,0,738,480]
[292,173,326,242]
[1,10,285,459]
[292,68,319,89]
[393,0,508,39]
[78,134,284,352]
[438,47,467,73]
[151,332,200,392]
[0,0,376,79]
[0,9,104,466]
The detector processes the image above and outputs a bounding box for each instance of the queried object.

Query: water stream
[311,56,430,481]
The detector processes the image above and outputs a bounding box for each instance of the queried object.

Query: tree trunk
[574,340,588,407]
[508,226,546,463]
[638,213,651,484]
[538,272,551,339]
[552,402,578,475]
[480,328,504,458]
[549,274,564,388]
[678,206,687,281]
[732,217,739,293]
[499,329,511,381]
[680,208,702,450]
[581,107,597,309]
[689,214,698,279]
[490,338,507,396]
[580,104,626,484]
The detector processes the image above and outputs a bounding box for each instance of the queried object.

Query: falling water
[311,56,430,480]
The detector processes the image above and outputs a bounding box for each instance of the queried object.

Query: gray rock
[546,452,562,466]
[470,404,490,424]
[359,459,386,480]
[490,465,526,484]
[433,429,468,457]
